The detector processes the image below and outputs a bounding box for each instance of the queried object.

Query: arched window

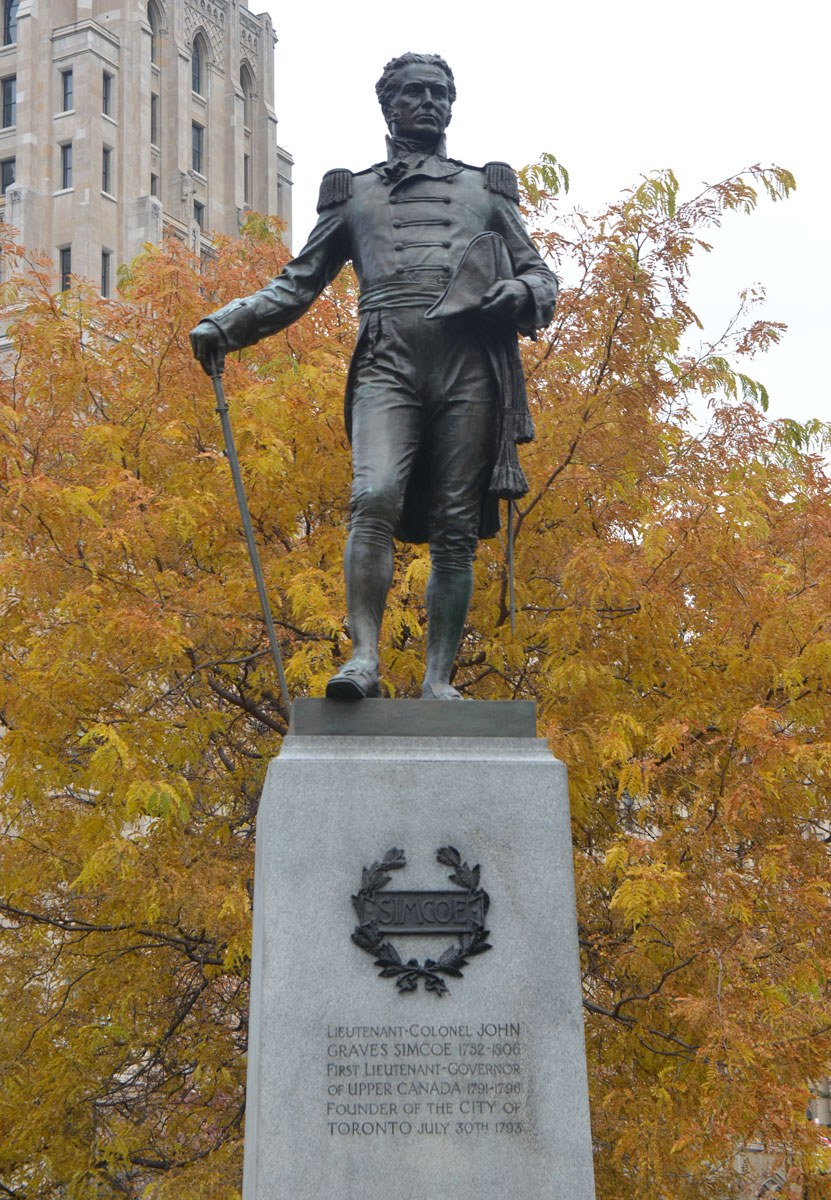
[3,0,19,46]
[147,1,160,65]
[240,63,253,129]
[191,34,206,96]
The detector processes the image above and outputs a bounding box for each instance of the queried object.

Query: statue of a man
[191,53,558,700]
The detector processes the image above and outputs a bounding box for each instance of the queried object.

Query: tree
[1,162,830,1198]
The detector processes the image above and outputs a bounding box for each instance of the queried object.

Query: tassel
[491,461,529,500]
[485,161,519,203]
[491,436,529,500]
[317,169,353,211]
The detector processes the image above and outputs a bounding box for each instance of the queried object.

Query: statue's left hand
[480,279,532,323]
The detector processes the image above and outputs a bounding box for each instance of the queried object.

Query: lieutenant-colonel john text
[190,52,559,701]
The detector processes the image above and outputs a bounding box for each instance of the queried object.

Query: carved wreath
[351,847,491,997]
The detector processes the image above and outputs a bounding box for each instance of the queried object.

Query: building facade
[0,0,292,292]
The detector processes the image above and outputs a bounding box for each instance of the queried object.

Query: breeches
[349,308,496,570]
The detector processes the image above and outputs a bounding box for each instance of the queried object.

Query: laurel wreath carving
[351,847,491,997]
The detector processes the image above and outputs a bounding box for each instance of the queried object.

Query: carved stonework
[184,0,225,69]
[239,49,258,82]
[179,169,195,219]
[239,7,261,58]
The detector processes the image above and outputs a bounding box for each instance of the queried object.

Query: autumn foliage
[2,162,831,1198]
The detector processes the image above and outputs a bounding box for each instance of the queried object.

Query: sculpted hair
[375,53,456,125]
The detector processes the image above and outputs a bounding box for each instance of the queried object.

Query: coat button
[394,243,404,251]
[395,266,404,274]
[442,196,451,204]
[442,240,451,248]
[392,219,402,227]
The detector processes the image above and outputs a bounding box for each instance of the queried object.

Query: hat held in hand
[425,232,515,320]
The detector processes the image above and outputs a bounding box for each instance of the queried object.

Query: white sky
[261,0,828,425]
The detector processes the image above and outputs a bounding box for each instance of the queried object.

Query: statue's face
[387,63,452,144]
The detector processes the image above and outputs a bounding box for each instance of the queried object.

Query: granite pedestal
[242,699,596,1199]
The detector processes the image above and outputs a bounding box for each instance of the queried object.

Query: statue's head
[375,53,456,144]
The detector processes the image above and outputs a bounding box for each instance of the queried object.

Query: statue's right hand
[190,320,228,377]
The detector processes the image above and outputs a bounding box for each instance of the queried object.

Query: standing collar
[385,133,448,163]
[373,134,463,188]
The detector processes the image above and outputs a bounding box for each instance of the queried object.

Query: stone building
[0,0,292,292]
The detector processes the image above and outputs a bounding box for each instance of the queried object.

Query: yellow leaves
[285,566,342,636]
[804,1132,831,1179]
[604,843,683,928]
[725,892,756,927]
[631,169,680,220]
[80,721,133,776]
[402,548,431,595]
[219,889,252,973]
[124,779,192,825]
[616,759,647,800]
[70,832,130,889]
[598,712,646,764]
[517,152,570,207]
[652,718,690,760]
[603,841,632,877]
[82,421,130,462]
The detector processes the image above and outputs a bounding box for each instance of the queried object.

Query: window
[102,146,112,194]
[150,93,159,146]
[193,200,205,229]
[59,246,71,292]
[61,69,73,112]
[102,71,113,116]
[191,36,204,95]
[101,249,112,297]
[147,1,159,65]
[60,142,72,189]
[2,76,15,128]
[191,122,203,175]
[243,153,250,205]
[240,64,253,129]
[150,172,159,197]
[3,0,18,46]
[1,156,14,194]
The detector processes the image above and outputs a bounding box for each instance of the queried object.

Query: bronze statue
[191,53,558,700]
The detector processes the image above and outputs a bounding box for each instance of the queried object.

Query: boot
[421,565,473,700]
[325,524,393,699]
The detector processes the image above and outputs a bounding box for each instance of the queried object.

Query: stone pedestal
[242,700,596,1199]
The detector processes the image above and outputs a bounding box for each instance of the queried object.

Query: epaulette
[317,168,353,211]
[485,161,519,203]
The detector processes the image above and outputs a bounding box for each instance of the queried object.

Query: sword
[210,368,291,715]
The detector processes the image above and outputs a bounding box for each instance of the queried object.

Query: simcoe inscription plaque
[325,1021,525,1140]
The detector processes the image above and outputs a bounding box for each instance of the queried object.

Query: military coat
[204,150,559,540]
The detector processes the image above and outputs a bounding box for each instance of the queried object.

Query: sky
[260,0,828,425]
